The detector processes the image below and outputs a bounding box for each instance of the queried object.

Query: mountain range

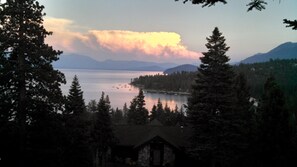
[53,54,177,71]
[53,42,297,72]
[240,42,297,64]
[163,64,197,75]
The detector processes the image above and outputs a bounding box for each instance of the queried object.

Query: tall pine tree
[65,75,86,116]
[187,27,235,167]
[91,92,114,167]
[257,77,293,166]
[127,89,149,125]
[0,1,65,166]
[62,75,91,167]
[150,98,164,122]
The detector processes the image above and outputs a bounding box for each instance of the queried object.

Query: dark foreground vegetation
[1,1,296,167]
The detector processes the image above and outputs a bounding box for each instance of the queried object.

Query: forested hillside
[131,59,297,110]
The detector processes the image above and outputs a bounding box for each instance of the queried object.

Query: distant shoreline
[131,84,190,96]
[144,89,190,96]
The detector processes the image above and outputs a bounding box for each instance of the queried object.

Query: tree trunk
[17,38,26,167]
[17,2,27,166]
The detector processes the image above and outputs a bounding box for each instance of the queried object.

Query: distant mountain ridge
[53,54,177,71]
[163,64,197,75]
[241,42,297,64]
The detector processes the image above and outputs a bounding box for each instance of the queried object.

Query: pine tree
[111,107,124,124]
[127,89,149,125]
[177,105,186,126]
[156,98,164,114]
[127,98,137,124]
[63,75,91,167]
[87,100,97,113]
[0,1,65,166]
[150,104,158,121]
[122,102,129,118]
[65,75,86,116]
[91,92,114,167]
[258,77,293,166]
[231,73,254,166]
[154,98,165,122]
[187,27,235,166]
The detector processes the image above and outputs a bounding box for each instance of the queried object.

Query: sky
[37,0,297,64]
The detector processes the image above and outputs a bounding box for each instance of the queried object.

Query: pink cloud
[44,17,202,61]
[44,18,89,52]
[89,30,201,59]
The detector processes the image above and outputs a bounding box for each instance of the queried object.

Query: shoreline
[143,89,190,96]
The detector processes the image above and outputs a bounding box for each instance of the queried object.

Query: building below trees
[110,120,194,167]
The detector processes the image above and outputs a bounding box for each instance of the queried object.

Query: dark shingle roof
[113,123,191,150]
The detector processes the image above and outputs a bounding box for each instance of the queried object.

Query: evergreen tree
[177,105,186,126]
[163,103,173,125]
[151,98,165,122]
[231,73,254,166]
[91,92,114,167]
[87,100,97,113]
[150,104,158,121]
[187,27,235,167]
[62,75,91,167]
[156,98,164,114]
[111,107,124,124]
[127,89,149,125]
[65,75,86,116]
[257,77,293,166]
[0,1,65,166]
[127,98,137,124]
[122,102,129,118]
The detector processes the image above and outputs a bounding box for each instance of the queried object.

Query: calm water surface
[59,69,188,111]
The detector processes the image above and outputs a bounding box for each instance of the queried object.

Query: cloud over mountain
[89,30,200,59]
[44,17,201,62]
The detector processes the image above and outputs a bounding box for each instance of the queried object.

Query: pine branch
[283,19,297,30]
[246,0,268,12]
[175,0,227,7]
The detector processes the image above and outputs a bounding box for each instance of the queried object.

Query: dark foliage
[131,71,195,93]
[283,19,297,30]
[150,98,164,122]
[65,75,86,115]
[175,0,227,7]
[187,27,237,167]
[111,107,124,124]
[90,92,115,167]
[62,76,92,167]
[256,77,295,166]
[127,89,149,125]
[246,0,267,12]
[0,0,65,166]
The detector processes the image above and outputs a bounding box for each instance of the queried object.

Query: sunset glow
[44,17,201,61]
[44,18,89,52]
[89,30,201,58]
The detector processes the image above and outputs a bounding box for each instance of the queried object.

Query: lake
[59,69,188,111]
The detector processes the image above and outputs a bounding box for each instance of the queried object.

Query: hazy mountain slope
[53,54,101,69]
[241,42,297,64]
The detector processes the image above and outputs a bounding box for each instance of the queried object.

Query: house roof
[113,121,191,150]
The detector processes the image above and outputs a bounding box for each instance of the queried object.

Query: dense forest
[131,59,297,112]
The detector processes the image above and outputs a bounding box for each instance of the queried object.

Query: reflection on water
[144,93,188,111]
[59,69,188,111]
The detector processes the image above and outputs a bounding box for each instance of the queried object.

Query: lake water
[59,69,188,111]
